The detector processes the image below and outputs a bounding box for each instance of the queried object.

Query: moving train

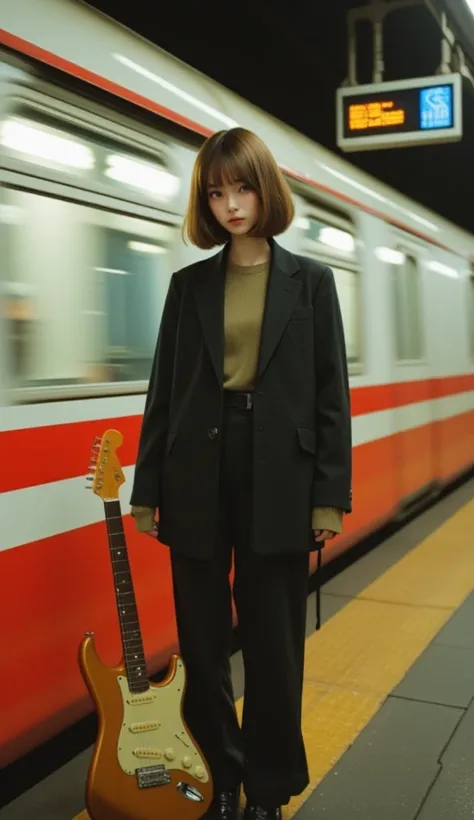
[1,0,473,770]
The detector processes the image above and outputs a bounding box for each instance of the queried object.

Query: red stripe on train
[1,375,473,495]
[0,29,213,138]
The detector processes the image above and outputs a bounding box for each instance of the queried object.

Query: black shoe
[243,805,282,820]
[204,788,240,819]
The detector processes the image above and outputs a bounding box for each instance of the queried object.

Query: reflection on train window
[1,115,180,204]
[1,188,174,393]
[392,252,423,361]
[299,214,361,366]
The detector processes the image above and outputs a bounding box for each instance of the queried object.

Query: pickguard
[116,661,209,784]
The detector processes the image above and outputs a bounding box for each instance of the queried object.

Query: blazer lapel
[257,240,301,381]
[193,247,226,384]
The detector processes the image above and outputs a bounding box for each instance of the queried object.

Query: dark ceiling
[84,0,474,233]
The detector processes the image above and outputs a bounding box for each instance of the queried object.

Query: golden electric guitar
[79,429,213,820]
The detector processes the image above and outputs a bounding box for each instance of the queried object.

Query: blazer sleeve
[312,265,352,513]
[129,273,180,510]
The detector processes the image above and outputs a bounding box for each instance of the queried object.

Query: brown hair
[182,127,295,248]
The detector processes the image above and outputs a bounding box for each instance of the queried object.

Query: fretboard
[104,499,148,693]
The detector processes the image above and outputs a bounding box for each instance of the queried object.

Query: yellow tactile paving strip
[75,498,474,820]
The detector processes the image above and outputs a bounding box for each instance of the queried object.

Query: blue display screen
[419,85,454,130]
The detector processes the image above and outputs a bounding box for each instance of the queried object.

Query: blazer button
[208,427,219,440]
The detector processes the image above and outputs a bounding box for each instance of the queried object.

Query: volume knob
[182,756,192,768]
[165,748,175,760]
[195,765,205,779]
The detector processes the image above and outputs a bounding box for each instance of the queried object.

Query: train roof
[1,0,474,260]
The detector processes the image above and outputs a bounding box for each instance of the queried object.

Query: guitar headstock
[86,429,125,500]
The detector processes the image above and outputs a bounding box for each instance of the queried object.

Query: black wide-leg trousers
[170,403,310,807]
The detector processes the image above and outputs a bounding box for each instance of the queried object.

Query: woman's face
[207,179,260,237]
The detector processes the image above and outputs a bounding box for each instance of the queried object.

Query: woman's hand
[313,529,337,542]
[145,523,159,540]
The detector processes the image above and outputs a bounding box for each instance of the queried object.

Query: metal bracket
[343,0,474,90]
[344,0,424,86]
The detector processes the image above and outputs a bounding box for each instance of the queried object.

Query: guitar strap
[315,544,323,631]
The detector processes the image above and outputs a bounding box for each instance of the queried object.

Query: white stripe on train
[0,384,472,433]
[1,392,472,553]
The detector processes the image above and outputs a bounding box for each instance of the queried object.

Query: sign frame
[336,73,463,152]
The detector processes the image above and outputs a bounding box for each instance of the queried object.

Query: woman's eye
[240,185,250,192]
[209,190,221,199]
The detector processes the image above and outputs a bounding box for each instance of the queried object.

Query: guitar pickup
[127,694,154,705]
[129,721,160,733]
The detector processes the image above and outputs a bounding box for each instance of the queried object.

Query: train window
[1,113,180,205]
[297,211,361,368]
[1,187,175,399]
[392,252,424,361]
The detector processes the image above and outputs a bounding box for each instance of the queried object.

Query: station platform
[4,477,473,820]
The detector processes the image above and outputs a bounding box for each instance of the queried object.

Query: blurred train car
[0,0,473,769]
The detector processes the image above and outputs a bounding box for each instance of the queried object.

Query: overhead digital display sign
[336,73,463,152]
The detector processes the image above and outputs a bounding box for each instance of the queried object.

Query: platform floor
[3,477,473,820]
[294,478,474,820]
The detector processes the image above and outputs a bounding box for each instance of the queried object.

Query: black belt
[223,391,253,410]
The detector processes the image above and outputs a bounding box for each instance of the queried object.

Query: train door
[295,202,369,542]
[389,232,437,508]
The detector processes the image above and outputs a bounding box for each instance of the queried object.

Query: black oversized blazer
[129,238,352,559]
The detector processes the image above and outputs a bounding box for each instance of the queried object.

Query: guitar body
[79,633,213,820]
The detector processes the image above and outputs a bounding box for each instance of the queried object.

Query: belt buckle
[245,393,253,410]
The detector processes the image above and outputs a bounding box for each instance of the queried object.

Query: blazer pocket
[290,306,313,321]
[297,427,316,455]
[165,431,177,455]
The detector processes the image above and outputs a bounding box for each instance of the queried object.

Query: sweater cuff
[312,507,343,534]
[130,506,155,533]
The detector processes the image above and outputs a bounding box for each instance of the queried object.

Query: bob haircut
[183,127,295,249]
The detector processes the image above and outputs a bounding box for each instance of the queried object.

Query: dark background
[85,0,474,232]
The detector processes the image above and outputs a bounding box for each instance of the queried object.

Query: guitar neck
[104,499,148,693]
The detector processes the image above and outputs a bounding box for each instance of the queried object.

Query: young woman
[130,127,352,820]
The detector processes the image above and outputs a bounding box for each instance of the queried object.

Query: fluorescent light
[318,162,440,233]
[427,260,459,278]
[114,54,238,129]
[406,211,439,232]
[464,0,474,14]
[1,118,94,170]
[375,247,405,265]
[94,267,129,275]
[128,241,166,253]
[319,226,355,252]
[105,154,179,199]
[318,163,388,203]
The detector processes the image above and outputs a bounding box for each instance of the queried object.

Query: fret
[111,562,130,574]
[110,536,126,547]
[106,519,124,536]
